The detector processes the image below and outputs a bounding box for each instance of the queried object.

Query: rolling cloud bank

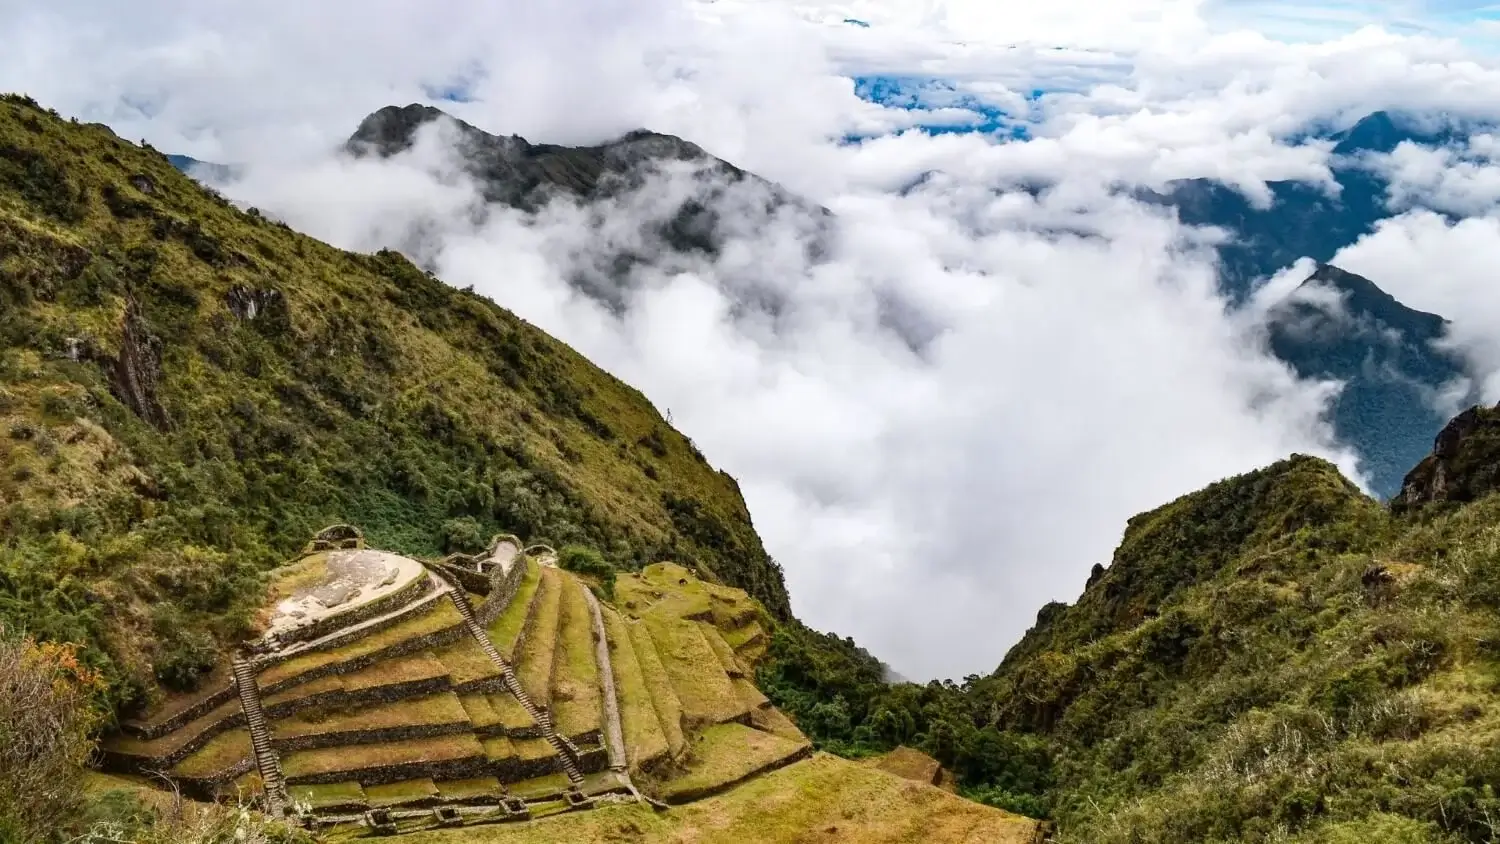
[11,0,1500,679]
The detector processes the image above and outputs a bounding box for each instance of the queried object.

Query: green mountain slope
[0,94,789,716]
[970,453,1500,842]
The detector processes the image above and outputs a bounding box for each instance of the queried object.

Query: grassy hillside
[0,93,789,719]
[969,455,1500,842]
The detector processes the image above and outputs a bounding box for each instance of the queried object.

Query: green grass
[514,567,563,706]
[435,777,502,801]
[507,772,572,800]
[261,651,449,708]
[616,563,765,630]
[550,572,602,738]
[511,737,558,763]
[272,692,469,739]
[458,693,501,729]
[641,615,747,728]
[627,619,686,757]
[364,779,439,807]
[486,557,542,661]
[169,729,251,779]
[280,734,486,780]
[103,697,241,758]
[481,735,518,763]
[655,722,810,803]
[430,634,502,686]
[288,781,367,809]
[257,599,463,687]
[486,692,535,732]
[601,605,671,769]
[699,622,747,677]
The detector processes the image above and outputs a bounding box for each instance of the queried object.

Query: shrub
[0,630,105,844]
[559,544,616,599]
[441,516,486,554]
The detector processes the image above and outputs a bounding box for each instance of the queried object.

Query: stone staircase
[231,655,288,816]
[447,590,584,785]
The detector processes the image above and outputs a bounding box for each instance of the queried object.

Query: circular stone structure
[263,549,427,642]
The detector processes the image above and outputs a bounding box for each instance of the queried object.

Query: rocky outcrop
[1392,403,1500,513]
[106,297,172,430]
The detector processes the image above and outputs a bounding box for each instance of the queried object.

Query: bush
[0,631,105,844]
[440,516,486,554]
[558,544,616,599]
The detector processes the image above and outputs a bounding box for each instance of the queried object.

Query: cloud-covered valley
[11,0,1500,679]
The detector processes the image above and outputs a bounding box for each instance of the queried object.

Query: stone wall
[491,753,562,784]
[257,620,468,698]
[436,563,493,596]
[269,571,434,649]
[272,720,472,754]
[476,553,531,627]
[123,683,237,740]
[264,675,451,721]
[99,709,248,773]
[287,754,495,787]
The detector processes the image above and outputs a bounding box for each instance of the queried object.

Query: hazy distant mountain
[1266,263,1470,496]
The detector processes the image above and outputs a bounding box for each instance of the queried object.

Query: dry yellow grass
[514,567,564,706]
[627,619,686,757]
[280,734,485,780]
[602,606,671,770]
[169,729,251,779]
[641,616,748,728]
[655,722,809,803]
[550,574,602,738]
[272,692,469,739]
[395,753,1040,844]
[257,600,464,687]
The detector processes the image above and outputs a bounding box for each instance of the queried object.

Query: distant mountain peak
[1293,263,1449,341]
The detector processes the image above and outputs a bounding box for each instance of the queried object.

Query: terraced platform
[100,532,814,836]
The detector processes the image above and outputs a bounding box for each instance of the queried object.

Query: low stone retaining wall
[273,719,472,753]
[99,709,248,772]
[264,675,451,721]
[271,572,434,649]
[659,744,814,805]
[122,684,237,740]
[492,753,561,783]
[256,589,453,677]
[287,754,494,788]
[173,757,259,801]
[437,563,492,596]
[257,621,468,698]
[475,553,530,627]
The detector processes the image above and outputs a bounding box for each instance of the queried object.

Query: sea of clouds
[9,0,1500,680]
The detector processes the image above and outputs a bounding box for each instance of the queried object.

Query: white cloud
[1334,211,1500,402]
[9,0,1500,679]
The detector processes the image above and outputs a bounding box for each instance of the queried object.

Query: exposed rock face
[1392,403,1500,512]
[107,297,172,431]
[225,285,288,325]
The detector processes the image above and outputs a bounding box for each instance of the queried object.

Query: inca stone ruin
[101,526,811,834]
